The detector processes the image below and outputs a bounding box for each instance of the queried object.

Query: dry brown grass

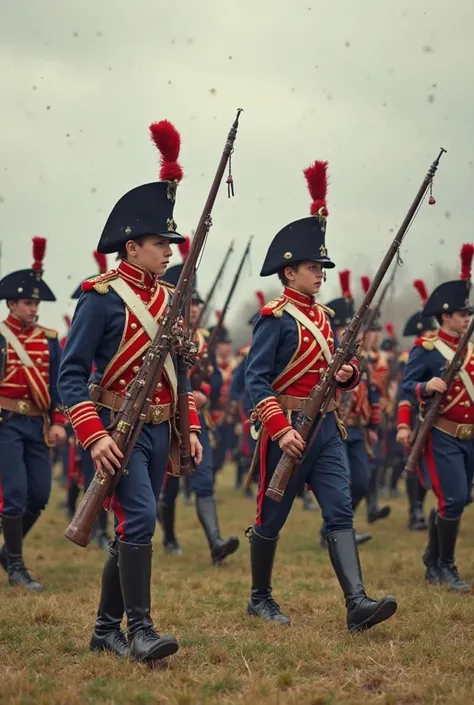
[1,467,474,705]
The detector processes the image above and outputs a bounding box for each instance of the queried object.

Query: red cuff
[67,400,108,449]
[51,409,67,426]
[397,401,412,428]
[415,383,424,403]
[188,392,201,432]
[255,396,292,441]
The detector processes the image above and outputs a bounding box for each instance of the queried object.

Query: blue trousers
[0,412,52,517]
[343,426,370,505]
[420,428,474,518]
[161,417,214,504]
[102,408,170,544]
[213,423,237,471]
[255,412,353,539]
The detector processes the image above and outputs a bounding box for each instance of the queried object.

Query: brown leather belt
[278,394,336,413]
[89,385,172,425]
[0,395,43,416]
[434,416,474,441]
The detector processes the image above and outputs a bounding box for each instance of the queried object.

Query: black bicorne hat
[422,244,474,317]
[96,120,186,254]
[0,237,56,302]
[159,238,203,304]
[326,269,354,327]
[380,322,399,351]
[71,251,108,299]
[403,279,437,336]
[208,313,232,344]
[260,161,335,277]
[360,276,382,332]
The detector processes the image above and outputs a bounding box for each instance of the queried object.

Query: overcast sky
[1,1,473,335]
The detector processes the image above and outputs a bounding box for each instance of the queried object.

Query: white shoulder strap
[0,322,34,368]
[109,279,177,395]
[283,301,333,365]
[433,338,474,404]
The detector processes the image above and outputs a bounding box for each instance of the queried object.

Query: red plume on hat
[256,290,265,308]
[149,120,183,183]
[63,314,72,329]
[178,236,191,261]
[460,243,474,281]
[360,275,371,295]
[339,270,352,299]
[413,279,429,306]
[303,160,329,218]
[385,322,395,339]
[93,251,107,275]
[32,236,46,272]
[215,310,223,322]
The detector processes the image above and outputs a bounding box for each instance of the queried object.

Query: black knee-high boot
[90,540,129,656]
[327,529,397,631]
[247,530,290,624]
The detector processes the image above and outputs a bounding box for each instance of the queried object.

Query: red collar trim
[5,314,34,335]
[118,260,156,290]
[283,287,314,308]
[439,328,460,348]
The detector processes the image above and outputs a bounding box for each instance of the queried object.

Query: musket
[65,109,243,547]
[191,235,253,389]
[265,147,447,502]
[195,240,235,330]
[404,314,474,475]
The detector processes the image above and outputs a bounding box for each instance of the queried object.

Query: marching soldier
[360,277,391,524]
[397,244,474,591]
[158,241,239,562]
[0,237,67,591]
[212,328,238,475]
[245,159,397,630]
[379,323,404,499]
[67,251,112,549]
[58,120,203,662]
[399,279,438,531]
[322,269,378,546]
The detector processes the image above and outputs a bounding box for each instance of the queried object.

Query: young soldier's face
[285,261,324,296]
[8,299,39,327]
[127,235,173,275]
[444,310,471,335]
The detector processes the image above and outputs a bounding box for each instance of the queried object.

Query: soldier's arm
[229,357,246,402]
[48,336,67,426]
[397,345,432,429]
[208,350,223,408]
[367,368,381,429]
[245,316,292,441]
[58,292,109,449]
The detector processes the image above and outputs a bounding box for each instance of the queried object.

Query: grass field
[1,465,474,705]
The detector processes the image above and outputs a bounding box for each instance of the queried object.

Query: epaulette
[261,296,287,318]
[317,303,335,318]
[37,325,58,340]
[414,335,436,351]
[82,269,118,295]
[398,350,409,364]
[160,280,175,292]
[197,328,210,338]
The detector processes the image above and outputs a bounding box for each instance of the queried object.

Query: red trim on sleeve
[67,400,108,449]
[255,396,292,441]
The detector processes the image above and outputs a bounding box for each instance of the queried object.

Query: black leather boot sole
[129,632,179,662]
[348,596,397,632]
[212,536,240,564]
[89,630,129,657]
[247,598,291,625]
